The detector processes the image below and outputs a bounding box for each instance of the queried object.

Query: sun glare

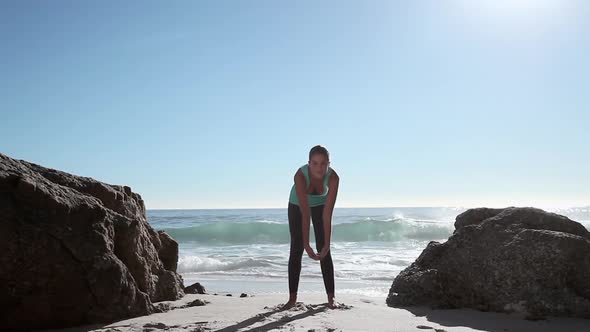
[452,0,579,36]
[479,0,563,13]
[459,0,568,15]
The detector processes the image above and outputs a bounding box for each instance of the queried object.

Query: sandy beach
[44,292,589,332]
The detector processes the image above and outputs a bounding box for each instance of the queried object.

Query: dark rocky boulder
[387,207,590,319]
[185,282,206,294]
[0,153,185,330]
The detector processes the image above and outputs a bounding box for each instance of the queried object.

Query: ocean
[147,207,590,298]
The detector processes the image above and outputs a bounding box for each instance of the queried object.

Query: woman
[284,145,339,309]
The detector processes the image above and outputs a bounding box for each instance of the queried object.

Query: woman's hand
[304,244,319,260]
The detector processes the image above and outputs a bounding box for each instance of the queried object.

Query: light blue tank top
[288,164,332,207]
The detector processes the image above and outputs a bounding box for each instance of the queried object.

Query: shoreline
[44,293,590,332]
[180,276,392,298]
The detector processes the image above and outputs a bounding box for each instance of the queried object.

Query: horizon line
[145,205,589,211]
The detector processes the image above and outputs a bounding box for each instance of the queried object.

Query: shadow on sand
[214,303,328,332]
[401,306,590,332]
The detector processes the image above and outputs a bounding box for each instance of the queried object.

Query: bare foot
[281,293,298,310]
[327,293,336,309]
[281,300,297,310]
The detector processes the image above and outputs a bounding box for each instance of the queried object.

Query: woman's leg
[310,205,335,306]
[286,203,304,307]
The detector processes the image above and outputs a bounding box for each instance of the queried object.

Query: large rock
[0,153,185,330]
[185,282,207,294]
[387,207,590,319]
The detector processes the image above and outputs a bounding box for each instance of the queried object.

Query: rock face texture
[387,207,590,319]
[0,153,184,330]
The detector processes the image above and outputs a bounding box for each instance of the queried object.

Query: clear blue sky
[2,1,589,209]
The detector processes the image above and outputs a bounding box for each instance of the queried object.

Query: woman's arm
[319,170,339,259]
[294,169,319,260]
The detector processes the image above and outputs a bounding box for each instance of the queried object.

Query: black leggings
[288,203,335,294]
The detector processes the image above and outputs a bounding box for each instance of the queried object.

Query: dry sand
[45,293,589,332]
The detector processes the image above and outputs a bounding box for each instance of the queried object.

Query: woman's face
[308,153,330,179]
